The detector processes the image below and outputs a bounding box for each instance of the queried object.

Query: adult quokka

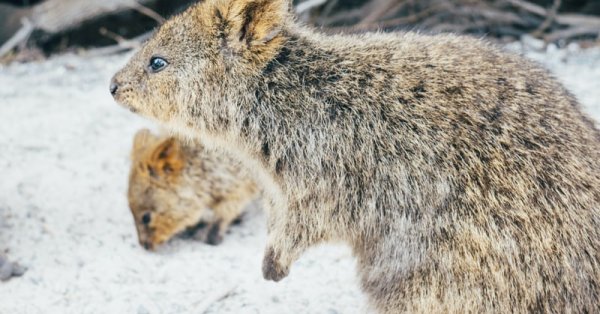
[111,0,600,312]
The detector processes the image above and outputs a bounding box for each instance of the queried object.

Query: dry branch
[0,18,34,57]
[531,0,561,37]
[296,0,328,15]
[85,30,152,57]
[1,0,599,59]
[314,0,599,43]
[30,0,154,33]
[0,0,166,58]
[127,2,165,24]
[358,0,403,25]
[544,26,600,42]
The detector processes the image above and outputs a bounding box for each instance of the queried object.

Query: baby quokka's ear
[132,129,157,160]
[147,137,185,180]
[211,0,289,61]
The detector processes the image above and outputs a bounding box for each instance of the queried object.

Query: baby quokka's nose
[143,241,152,250]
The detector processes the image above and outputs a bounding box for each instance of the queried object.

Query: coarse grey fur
[111,0,600,312]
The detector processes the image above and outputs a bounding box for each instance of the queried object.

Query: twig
[531,0,561,37]
[100,27,131,46]
[83,45,132,57]
[359,0,405,25]
[450,5,527,27]
[85,30,152,57]
[296,0,328,15]
[317,7,364,26]
[193,284,237,314]
[506,0,600,28]
[128,2,165,24]
[0,17,34,58]
[557,14,600,28]
[329,1,452,33]
[320,0,339,18]
[429,22,470,34]
[505,0,546,16]
[544,26,600,42]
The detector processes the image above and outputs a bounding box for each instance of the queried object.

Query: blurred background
[1,0,600,62]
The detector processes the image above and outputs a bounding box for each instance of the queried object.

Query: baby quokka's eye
[148,56,168,73]
[141,212,152,225]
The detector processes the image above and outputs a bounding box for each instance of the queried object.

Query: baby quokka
[128,129,258,250]
[111,0,600,312]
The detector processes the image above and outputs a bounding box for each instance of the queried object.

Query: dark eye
[149,57,168,73]
[141,212,152,225]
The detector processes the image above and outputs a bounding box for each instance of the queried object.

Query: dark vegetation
[1,0,599,62]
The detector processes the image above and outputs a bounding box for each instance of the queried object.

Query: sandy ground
[0,42,599,314]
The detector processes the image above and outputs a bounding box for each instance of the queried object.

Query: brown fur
[128,129,258,249]
[112,0,600,312]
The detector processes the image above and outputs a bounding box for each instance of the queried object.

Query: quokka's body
[111,0,600,312]
[128,129,258,249]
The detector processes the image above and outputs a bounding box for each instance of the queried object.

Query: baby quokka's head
[128,129,208,250]
[110,0,290,133]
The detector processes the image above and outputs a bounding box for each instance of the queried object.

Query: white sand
[0,43,599,313]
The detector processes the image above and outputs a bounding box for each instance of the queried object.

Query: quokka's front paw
[262,247,289,282]
[205,223,224,246]
[181,221,209,240]
[182,221,224,245]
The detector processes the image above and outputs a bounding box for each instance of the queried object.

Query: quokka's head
[128,129,208,250]
[110,0,290,133]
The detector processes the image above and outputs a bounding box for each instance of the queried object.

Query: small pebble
[0,256,27,281]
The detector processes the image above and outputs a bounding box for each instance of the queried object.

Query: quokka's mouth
[113,98,139,114]
[143,236,170,250]
[125,105,139,114]
[141,241,154,251]
[109,79,139,114]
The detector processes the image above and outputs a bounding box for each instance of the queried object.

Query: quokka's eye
[141,212,152,225]
[149,57,168,73]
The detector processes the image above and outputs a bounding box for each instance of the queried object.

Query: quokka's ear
[147,137,185,178]
[212,0,289,56]
[132,129,157,158]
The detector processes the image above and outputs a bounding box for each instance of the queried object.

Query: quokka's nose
[109,82,119,96]
[142,241,152,250]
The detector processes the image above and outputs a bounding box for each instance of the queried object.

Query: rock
[0,256,27,281]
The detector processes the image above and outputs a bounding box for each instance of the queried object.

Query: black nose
[109,82,119,96]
